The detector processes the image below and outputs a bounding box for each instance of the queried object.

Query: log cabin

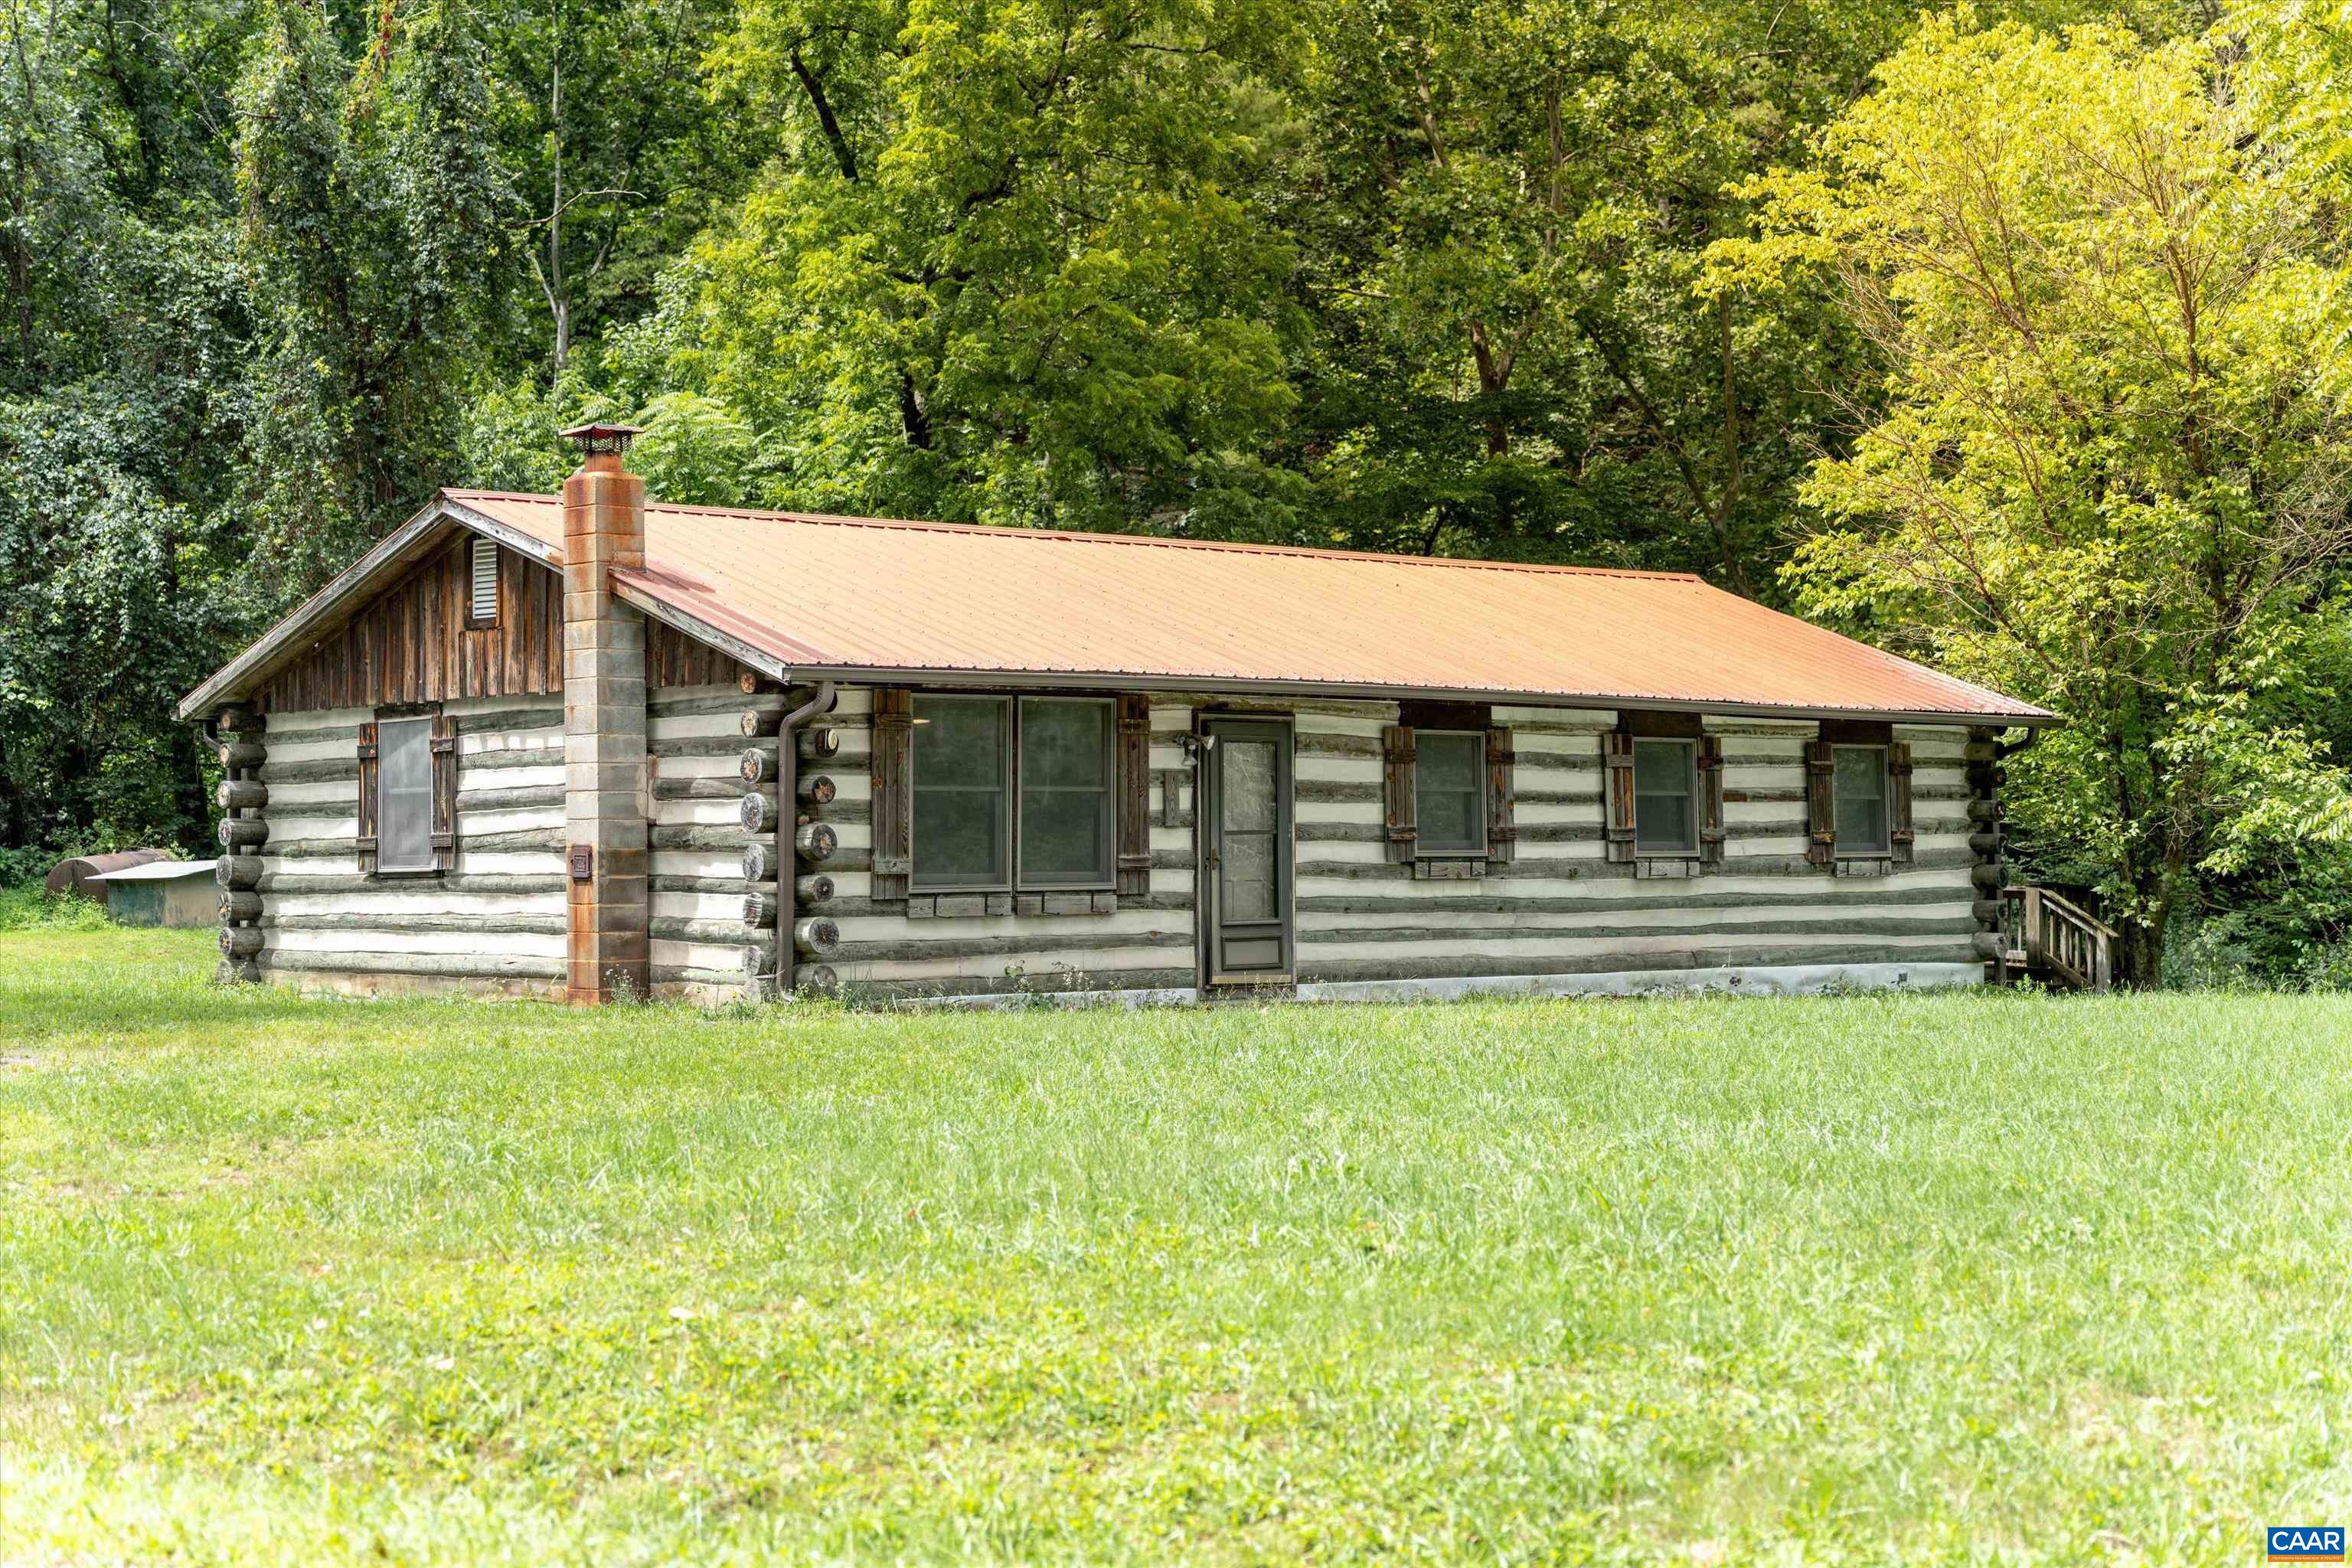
[178,424,2074,1006]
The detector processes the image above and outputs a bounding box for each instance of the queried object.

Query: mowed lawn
[4,933,2350,1565]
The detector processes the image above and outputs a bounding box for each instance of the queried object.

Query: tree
[0,0,255,861]
[662,0,1307,534]
[1279,0,1931,580]
[1717,12,2352,984]
[485,0,760,378]
[236,0,511,592]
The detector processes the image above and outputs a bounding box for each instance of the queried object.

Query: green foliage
[7,930,2352,1557]
[628,391,762,505]
[235,0,513,584]
[1722,11,2352,983]
[0,886,113,930]
[9,0,2350,990]
[663,0,1309,531]
[0,0,252,856]
[1284,0,1880,576]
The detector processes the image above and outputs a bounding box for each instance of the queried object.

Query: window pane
[1633,739,1694,852]
[1018,699,1112,885]
[913,789,1006,884]
[1222,827,1276,920]
[913,697,1008,887]
[1633,739,1687,795]
[914,697,1005,787]
[1022,789,1108,883]
[1218,738,1279,920]
[1416,731,1485,854]
[1220,738,1276,834]
[1835,746,1889,851]
[1021,699,1109,789]
[378,717,435,872]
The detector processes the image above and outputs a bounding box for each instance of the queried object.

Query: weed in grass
[2,929,2350,1563]
[0,885,119,933]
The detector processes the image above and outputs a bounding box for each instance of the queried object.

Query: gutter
[775,679,836,998]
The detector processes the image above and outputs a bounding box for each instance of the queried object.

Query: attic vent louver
[470,537,498,623]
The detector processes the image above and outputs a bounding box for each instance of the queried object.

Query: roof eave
[174,495,564,721]
[733,658,2060,728]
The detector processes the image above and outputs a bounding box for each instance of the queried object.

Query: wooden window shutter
[355,721,381,874]
[1697,734,1726,868]
[871,689,914,902]
[1116,694,1152,897]
[1485,727,1515,864]
[1805,739,1837,866]
[430,713,459,871]
[1381,725,1417,864]
[1601,733,1636,864]
[1888,740,1916,867]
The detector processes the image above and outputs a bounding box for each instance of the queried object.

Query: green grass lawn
[4,929,2350,1565]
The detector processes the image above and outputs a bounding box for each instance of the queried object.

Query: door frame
[1194,711,1295,990]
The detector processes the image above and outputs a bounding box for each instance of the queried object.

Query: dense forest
[5,0,2351,982]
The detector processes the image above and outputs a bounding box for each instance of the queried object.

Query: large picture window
[1413,731,1487,856]
[376,716,438,873]
[910,694,1116,891]
[1633,738,1697,853]
[1834,745,1890,854]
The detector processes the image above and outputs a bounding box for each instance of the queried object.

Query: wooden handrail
[2000,886,2115,992]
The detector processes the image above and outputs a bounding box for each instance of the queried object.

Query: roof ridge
[439,489,1708,584]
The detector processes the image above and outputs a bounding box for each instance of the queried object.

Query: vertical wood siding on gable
[647,621,756,691]
[260,537,563,713]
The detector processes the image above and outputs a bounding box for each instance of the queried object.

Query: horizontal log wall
[818,687,1201,1001]
[250,697,569,995]
[261,537,561,713]
[828,693,1981,1002]
[246,678,1984,1003]
[1287,707,1980,985]
[648,681,781,998]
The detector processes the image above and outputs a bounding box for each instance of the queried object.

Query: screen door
[1199,717,1293,983]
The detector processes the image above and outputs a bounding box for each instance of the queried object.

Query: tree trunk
[547,31,567,377]
[899,371,933,449]
[2118,918,2164,989]
[1468,318,1510,458]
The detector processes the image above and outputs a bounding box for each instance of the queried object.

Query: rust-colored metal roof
[448,490,2049,722]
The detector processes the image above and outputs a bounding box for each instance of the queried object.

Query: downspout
[776,678,836,997]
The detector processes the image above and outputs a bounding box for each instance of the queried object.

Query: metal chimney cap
[559,422,645,456]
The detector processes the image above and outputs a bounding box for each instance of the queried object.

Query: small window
[912,695,1010,889]
[1633,739,1697,853]
[1416,731,1487,855]
[377,717,437,872]
[1834,745,1890,853]
[1018,697,1115,887]
[469,537,499,624]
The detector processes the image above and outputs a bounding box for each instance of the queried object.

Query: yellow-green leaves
[1749,8,2352,982]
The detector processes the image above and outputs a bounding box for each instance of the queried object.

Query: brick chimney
[560,423,649,1004]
